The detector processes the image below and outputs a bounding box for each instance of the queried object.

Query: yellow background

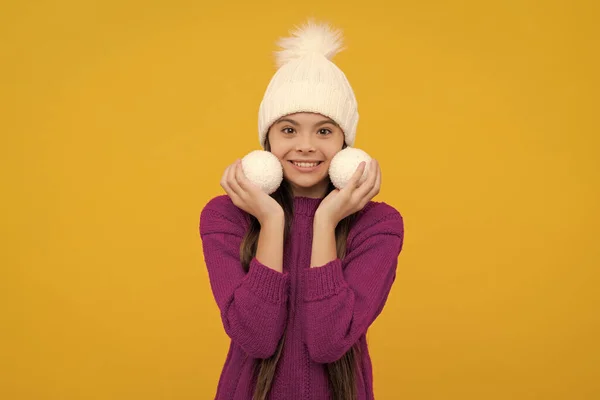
[1,0,599,399]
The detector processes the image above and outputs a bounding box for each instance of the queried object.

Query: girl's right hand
[220,159,284,224]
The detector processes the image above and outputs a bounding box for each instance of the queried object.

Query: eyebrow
[275,117,339,128]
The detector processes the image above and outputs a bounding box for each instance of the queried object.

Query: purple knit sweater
[199,194,404,399]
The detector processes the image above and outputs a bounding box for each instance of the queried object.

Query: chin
[289,179,320,188]
[286,172,326,186]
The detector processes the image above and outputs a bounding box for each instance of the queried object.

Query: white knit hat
[258,19,359,148]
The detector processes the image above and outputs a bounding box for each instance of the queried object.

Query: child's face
[267,112,345,198]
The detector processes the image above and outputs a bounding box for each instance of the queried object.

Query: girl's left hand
[315,159,381,227]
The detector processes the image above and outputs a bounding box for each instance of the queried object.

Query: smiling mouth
[289,160,323,168]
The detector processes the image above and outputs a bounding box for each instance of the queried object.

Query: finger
[227,160,243,197]
[222,163,242,203]
[363,159,378,187]
[344,161,366,191]
[235,159,251,191]
[367,159,379,188]
[355,159,378,198]
[366,161,381,200]
[220,165,239,201]
[220,164,231,189]
[220,164,232,192]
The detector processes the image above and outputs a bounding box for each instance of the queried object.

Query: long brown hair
[239,137,362,400]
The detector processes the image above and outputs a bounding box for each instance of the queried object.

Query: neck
[289,181,330,199]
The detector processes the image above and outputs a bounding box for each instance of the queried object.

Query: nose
[295,134,316,153]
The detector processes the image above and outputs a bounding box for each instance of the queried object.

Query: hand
[220,159,284,224]
[315,159,381,227]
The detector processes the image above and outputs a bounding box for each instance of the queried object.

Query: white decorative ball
[329,147,372,189]
[240,150,283,194]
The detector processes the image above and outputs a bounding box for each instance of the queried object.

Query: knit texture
[257,20,359,148]
[199,195,404,399]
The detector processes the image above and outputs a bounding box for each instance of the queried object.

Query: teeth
[293,161,319,168]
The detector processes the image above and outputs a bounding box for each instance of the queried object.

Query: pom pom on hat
[258,19,359,149]
[241,150,283,194]
[274,19,345,68]
[329,147,372,189]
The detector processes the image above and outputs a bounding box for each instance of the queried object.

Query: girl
[199,20,404,400]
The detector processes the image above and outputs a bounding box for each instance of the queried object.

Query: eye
[318,128,332,135]
[282,127,295,134]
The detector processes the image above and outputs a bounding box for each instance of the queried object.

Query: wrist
[259,211,284,227]
[313,212,336,230]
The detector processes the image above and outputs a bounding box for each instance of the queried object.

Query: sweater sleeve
[301,210,404,364]
[199,200,290,359]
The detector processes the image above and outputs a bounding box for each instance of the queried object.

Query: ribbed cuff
[242,257,290,304]
[303,258,348,301]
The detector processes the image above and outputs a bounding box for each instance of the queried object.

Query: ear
[328,147,372,189]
